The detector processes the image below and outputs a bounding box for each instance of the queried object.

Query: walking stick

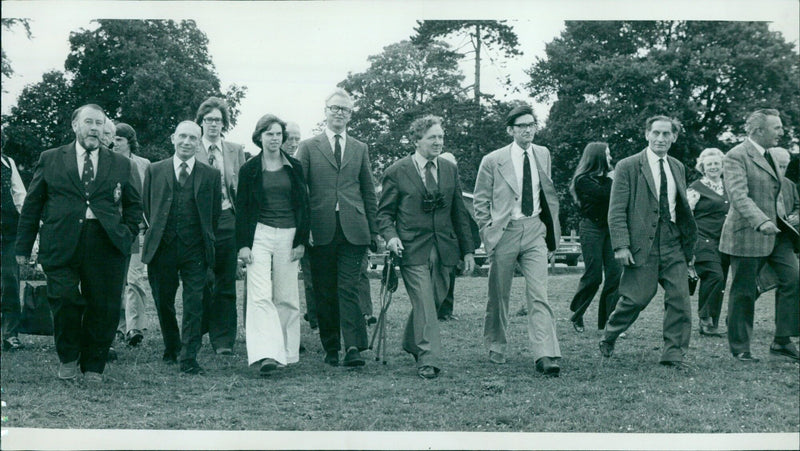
[369,252,398,364]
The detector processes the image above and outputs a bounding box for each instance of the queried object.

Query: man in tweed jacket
[720,109,799,362]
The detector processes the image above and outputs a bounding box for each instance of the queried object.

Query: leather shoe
[107,346,118,362]
[126,329,144,347]
[572,316,585,333]
[324,350,339,367]
[162,351,178,364]
[489,351,506,364]
[259,358,279,374]
[659,360,695,371]
[57,361,79,381]
[84,371,103,385]
[535,357,560,377]
[769,342,799,361]
[365,315,378,326]
[3,336,23,351]
[215,348,233,356]
[417,365,438,379]
[733,352,760,362]
[343,347,365,367]
[180,359,205,375]
[599,340,614,358]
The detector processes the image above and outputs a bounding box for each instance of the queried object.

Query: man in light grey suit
[194,97,246,356]
[295,88,379,367]
[473,105,562,377]
[720,109,799,362]
[600,115,697,369]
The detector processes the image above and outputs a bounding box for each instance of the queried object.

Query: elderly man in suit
[295,88,379,367]
[377,115,475,379]
[141,120,221,375]
[194,97,246,356]
[720,109,799,362]
[473,105,562,377]
[600,115,697,369]
[15,104,142,383]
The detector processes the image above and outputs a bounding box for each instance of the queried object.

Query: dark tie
[208,144,217,168]
[521,151,533,217]
[764,148,779,177]
[658,158,670,222]
[82,150,95,190]
[178,162,189,186]
[334,134,342,167]
[425,160,437,193]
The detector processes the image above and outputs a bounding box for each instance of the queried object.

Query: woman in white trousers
[235,114,310,374]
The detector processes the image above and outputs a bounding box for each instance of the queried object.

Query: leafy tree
[528,21,800,232]
[1,18,32,85]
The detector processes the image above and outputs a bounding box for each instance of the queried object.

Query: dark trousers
[309,215,368,353]
[1,233,21,340]
[437,269,457,319]
[727,232,799,355]
[358,254,373,317]
[569,219,621,329]
[42,220,126,373]
[148,239,207,362]
[604,220,692,363]
[202,209,237,351]
[695,252,730,327]
[300,252,316,325]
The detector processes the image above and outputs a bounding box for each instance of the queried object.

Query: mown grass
[1,269,798,433]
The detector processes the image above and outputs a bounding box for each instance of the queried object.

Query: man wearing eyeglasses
[194,97,246,356]
[295,88,379,367]
[473,105,562,377]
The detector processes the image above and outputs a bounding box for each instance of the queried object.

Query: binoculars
[422,192,445,213]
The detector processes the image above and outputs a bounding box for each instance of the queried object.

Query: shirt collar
[747,137,766,155]
[511,141,532,156]
[325,128,346,142]
[203,137,222,152]
[261,151,292,172]
[76,140,92,157]
[646,147,668,164]
[413,151,437,170]
[173,155,196,172]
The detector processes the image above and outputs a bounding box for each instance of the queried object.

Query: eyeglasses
[203,117,223,124]
[513,122,536,129]
[327,105,353,115]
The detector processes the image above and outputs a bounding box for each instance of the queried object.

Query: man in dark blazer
[601,115,697,368]
[15,104,142,383]
[194,97,246,356]
[295,88,379,367]
[377,115,475,379]
[141,120,221,375]
[719,109,799,362]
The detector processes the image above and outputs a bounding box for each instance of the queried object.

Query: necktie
[178,162,189,186]
[424,160,437,193]
[763,149,787,219]
[658,158,670,222]
[82,150,95,189]
[521,151,533,217]
[334,134,342,167]
[208,144,217,168]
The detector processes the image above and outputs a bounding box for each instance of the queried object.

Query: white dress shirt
[510,141,541,220]
[1,154,27,212]
[173,155,196,180]
[76,141,99,219]
[325,128,347,160]
[645,147,676,223]
[202,138,232,210]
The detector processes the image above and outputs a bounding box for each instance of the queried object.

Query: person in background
[236,114,309,374]
[1,149,27,351]
[567,142,621,333]
[686,148,729,338]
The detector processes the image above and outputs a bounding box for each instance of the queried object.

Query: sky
[2,0,798,157]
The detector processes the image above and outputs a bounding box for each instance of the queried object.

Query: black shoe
[438,314,458,322]
[304,313,318,330]
[324,350,339,367]
[107,347,118,362]
[515,306,528,317]
[180,359,205,375]
[365,315,378,326]
[162,351,178,364]
[535,357,560,377]
[659,360,695,371]
[299,343,307,353]
[733,352,760,362]
[417,365,438,379]
[599,340,614,358]
[2,337,23,351]
[769,342,799,361]
[126,329,144,347]
[572,316,585,333]
[343,347,365,367]
[259,358,279,374]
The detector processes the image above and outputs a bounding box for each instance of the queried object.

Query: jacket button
[79,219,84,224]
[86,200,90,205]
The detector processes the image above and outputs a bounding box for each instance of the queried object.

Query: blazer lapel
[340,137,355,170]
[195,143,209,165]
[314,134,338,169]
[745,142,778,181]
[89,148,111,196]
[193,162,203,199]
[497,145,520,196]
[403,156,427,195]
[63,143,83,194]
[638,150,658,201]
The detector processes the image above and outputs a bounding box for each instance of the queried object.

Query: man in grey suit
[473,105,562,377]
[194,97,246,356]
[720,109,799,362]
[377,115,475,379]
[600,115,697,369]
[295,88,379,367]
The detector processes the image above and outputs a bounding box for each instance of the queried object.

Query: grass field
[1,268,798,438]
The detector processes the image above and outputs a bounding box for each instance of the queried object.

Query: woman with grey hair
[686,148,729,337]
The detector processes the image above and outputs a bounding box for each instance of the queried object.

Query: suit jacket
[377,155,475,267]
[196,139,246,213]
[608,149,696,266]
[15,142,141,266]
[473,143,561,256]
[235,151,310,251]
[140,158,222,266]
[719,139,790,257]
[295,132,378,246]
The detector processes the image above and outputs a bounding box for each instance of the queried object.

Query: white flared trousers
[246,223,300,366]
